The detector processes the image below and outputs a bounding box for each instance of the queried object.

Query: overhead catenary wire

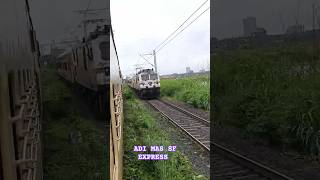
[156,6,210,53]
[154,0,209,50]
[85,0,93,12]
[139,54,154,67]
[138,0,210,75]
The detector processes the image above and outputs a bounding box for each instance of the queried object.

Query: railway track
[146,99,294,180]
[147,99,210,151]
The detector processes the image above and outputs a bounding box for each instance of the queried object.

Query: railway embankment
[213,42,320,179]
[160,75,210,111]
[123,86,207,179]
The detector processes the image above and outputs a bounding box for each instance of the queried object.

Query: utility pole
[141,50,158,74]
[313,3,316,61]
[153,50,158,73]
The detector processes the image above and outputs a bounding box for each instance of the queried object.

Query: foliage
[160,75,210,110]
[213,43,320,156]
[41,67,106,180]
[123,86,206,179]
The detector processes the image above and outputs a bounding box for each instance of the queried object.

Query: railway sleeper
[214,168,251,176]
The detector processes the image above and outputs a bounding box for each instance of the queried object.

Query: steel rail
[146,99,210,152]
[157,99,210,125]
[213,142,294,180]
[145,98,293,180]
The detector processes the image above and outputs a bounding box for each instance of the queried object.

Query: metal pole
[153,49,158,73]
[313,3,316,61]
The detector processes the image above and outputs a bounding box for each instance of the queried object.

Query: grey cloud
[29,0,107,43]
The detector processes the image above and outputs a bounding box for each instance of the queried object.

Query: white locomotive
[130,68,160,98]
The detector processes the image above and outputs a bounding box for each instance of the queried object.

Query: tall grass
[123,87,207,180]
[41,67,106,179]
[160,75,210,110]
[213,43,320,156]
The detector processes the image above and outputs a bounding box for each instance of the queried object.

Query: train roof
[87,25,110,41]
[137,68,156,75]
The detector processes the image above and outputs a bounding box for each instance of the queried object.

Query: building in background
[252,27,267,37]
[286,24,305,35]
[186,67,193,74]
[243,16,257,37]
[243,16,267,37]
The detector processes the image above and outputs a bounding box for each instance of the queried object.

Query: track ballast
[146,99,294,180]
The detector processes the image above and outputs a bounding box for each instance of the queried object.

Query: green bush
[123,87,205,179]
[160,75,210,110]
[213,43,320,156]
[41,67,105,180]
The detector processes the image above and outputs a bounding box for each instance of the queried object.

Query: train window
[8,72,16,116]
[83,47,88,70]
[76,49,79,65]
[17,70,22,95]
[99,42,108,60]
[87,46,93,60]
[72,50,76,64]
[141,74,149,81]
[150,74,158,80]
[22,69,26,90]
[26,69,29,85]
[27,69,30,83]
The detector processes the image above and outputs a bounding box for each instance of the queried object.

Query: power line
[156,6,210,53]
[86,0,93,12]
[139,54,154,67]
[154,0,209,50]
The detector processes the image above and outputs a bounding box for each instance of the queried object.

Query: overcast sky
[213,0,320,39]
[29,0,107,44]
[111,0,210,77]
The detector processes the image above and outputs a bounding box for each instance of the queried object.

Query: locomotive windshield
[141,74,149,81]
[150,74,158,80]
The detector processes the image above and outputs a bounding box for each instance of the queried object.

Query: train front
[138,69,160,98]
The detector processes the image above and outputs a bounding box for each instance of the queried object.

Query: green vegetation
[123,86,207,180]
[160,75,210,110]
[213,42,320,156]
[41,67,106,180]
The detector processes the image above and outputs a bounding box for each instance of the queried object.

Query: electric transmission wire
[86,0,93,11]
[139,54,154,67]
[154,0,209,50]
[156,6,210,53]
